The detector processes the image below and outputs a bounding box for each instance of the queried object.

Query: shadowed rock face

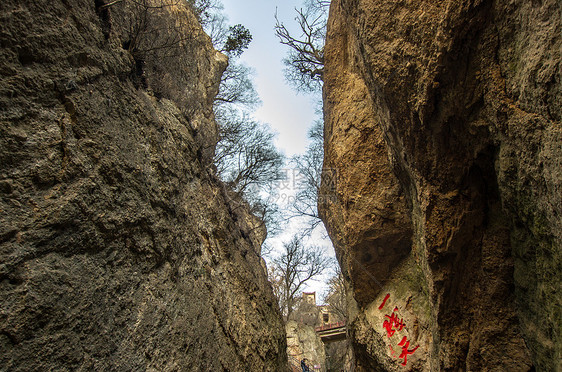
[320,0,560,370]
[0,0,286,370]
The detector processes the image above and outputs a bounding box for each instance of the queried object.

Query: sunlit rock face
[0,0,286,370]
[320,0,561,370]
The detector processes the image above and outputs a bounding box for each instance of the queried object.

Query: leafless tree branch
[274,2,329,92]
[270,236,331,320]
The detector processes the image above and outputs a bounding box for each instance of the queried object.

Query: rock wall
[0,0,287,370]
[320,0,560,370]
[286,320,326,370]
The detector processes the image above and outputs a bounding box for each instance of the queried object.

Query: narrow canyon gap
[1,0,560,371]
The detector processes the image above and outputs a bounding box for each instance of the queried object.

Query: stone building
[286,292,346,371]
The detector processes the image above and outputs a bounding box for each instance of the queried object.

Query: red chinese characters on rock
[383,307,405,337]
[378,293,390,310]
[397,336,419,366]
[389,345,397,357]
[378,293,419,367]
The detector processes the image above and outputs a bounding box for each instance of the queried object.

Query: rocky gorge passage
[0,0,287,370]
[320,0,560,371]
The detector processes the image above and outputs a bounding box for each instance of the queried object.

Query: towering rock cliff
[320,0,560,370]
[0,0,287,370]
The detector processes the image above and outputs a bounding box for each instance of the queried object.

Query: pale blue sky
[219,0,334,301]
[221,0,320,157]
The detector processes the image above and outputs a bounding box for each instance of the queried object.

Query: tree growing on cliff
[275,0,330,92]
[275,1,333,238]
[270,235,331,320]
[106,0,251,70]
[214,111,284,196]
[195,3,284,237]
[100,0,220,99]
[213,108,284,237]
[214,63,260,109]
[186,0,222,25]
[102,0,194,58]
[221,24,252,57]
[204,8,257,109]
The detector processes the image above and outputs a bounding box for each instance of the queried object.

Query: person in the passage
[300,358,310,372]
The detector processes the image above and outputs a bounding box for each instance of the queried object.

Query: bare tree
[324,266,347,321]
[213,113,284,240]
[186,0,223,25]
[306,0,331,9]
[270,235,331,320]
[274,0,330,92]
[102,0,193,58]
[204,10,229,46]
[100,0,208,99]
[289,119,325,235]
[200,2,252,57]
[246,189,285,238]
[214,110,284,196]
[199,4,284,239]
[214,63,260,109]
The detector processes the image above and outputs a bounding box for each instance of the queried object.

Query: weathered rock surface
[0,0,286,370]
[286,320,326,370]
[320,0,560,370]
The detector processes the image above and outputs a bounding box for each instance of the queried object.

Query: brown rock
[321,0,560,370]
